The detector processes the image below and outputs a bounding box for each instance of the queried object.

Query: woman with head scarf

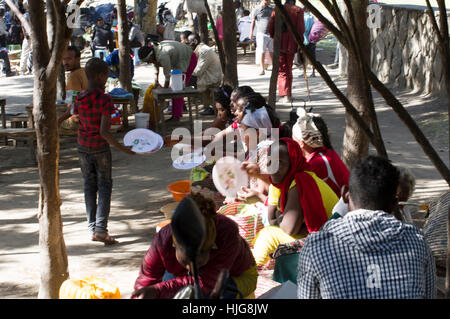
[132,192,257,299]
[250,138,338,266]
[292,108,349,197]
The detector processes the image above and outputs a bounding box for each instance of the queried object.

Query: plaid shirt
[73,87,113,151]
[297,209,436,299]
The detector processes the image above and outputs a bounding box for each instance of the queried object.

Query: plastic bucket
[135,112,150,128]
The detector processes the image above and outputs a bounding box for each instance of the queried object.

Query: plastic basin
[167,180,191,202]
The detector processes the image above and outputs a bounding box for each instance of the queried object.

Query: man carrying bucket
[138,41,198,122]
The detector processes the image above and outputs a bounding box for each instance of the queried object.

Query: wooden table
[152,87,205,134]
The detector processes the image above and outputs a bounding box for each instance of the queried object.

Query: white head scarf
[292,108,324,148]
[241,106,273,131]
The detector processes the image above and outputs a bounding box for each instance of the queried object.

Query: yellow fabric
[142,84,160,125]
[267,171,338,218]
[59,276,121,299]
[254,172,338,266]
[252,226,304,266]
[231,265,258,299]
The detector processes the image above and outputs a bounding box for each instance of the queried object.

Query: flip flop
[92,232,119,245]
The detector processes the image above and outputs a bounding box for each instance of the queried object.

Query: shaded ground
[0,41,448,298]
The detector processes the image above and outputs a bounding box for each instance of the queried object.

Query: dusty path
[0,45,448,298]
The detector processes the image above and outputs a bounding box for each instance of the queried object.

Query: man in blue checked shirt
[297,156,436,299]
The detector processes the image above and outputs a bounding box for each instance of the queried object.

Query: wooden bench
[0,98,37,163]
[237,40,255,55]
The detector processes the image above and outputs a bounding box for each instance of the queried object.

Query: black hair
[66,45,81,58]
[231,86,254,101]
[138,45,154,60]
[181,30,193,39]
[349,156,400,212]
[312,116,333,150]
[243,10,250,16]
[214,85,233,118]
[85,57,109,79]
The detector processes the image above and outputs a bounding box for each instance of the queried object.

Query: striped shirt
[297,209,436,299]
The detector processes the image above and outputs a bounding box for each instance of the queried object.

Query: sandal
[92,232,119,245]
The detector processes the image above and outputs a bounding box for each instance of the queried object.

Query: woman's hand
[131,285,159,299]
[236,186,259,202]
[241,162,261,178]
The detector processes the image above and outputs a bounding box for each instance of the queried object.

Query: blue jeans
[78,149,113,234]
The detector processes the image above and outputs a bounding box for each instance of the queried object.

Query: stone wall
[370,4,449,96]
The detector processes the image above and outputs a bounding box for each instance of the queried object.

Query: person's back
[238,15,252,42]
[156,40,192,75]
[298,210,435,298]
[297,156,436,299]
[193,42,222,88]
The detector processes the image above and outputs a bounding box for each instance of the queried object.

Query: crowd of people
[34,0,439,300]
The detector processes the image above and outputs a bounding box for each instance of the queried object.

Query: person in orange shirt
[64,46,88,92]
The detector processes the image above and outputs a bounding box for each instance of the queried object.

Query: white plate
[124,128,161,153]
[212,156,249,198]
[172,151,206,170]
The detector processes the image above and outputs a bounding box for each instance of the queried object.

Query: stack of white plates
[123,128,164,154]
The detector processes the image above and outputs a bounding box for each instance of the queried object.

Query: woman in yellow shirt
[249,138,338,266]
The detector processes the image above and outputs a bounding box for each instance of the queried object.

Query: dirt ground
[0,42,448,299]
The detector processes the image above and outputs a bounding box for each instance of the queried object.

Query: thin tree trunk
[26,0,71,299]
[268,7,281,108]
[117,0,132,93]
[142,0,157,36]
[447,207,450,299]
[340,0,372,168]
[222,0,238,87]
[425,0,450,166]
[57,64,66,101]
[198,13,209,45]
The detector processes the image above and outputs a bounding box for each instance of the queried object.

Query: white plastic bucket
[135,112,150,128]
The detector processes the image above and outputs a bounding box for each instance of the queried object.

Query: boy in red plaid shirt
[59,58,135,245]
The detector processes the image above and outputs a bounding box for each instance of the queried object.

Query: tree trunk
[222,0,238,87]
[26,0,70,299]
[57,64,66,101]
[198,13,209,45]
[117,0,132,93]
[268,7,282,108]
[142,0,157,36]
[341,0,371,169]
